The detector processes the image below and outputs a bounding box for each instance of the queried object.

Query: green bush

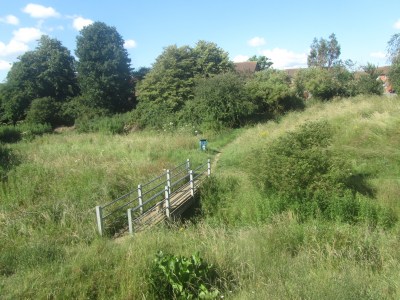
[150,251,220,299]
[17,122,52,141]
[255,120,396,227]
[26,97,61,127]
[0,126,21,143]
[75,113,132,134]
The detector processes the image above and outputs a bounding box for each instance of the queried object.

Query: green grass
[1,95,400,299]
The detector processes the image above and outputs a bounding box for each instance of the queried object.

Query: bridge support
[164,186,170,218]
[95,205,104,236]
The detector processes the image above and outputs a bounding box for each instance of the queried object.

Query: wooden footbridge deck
[95,159,210,236]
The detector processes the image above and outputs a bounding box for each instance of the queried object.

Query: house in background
[376,66,394,93]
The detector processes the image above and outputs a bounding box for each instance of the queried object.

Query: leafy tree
[26,97,60,126]
[294,66,356,100]
[182,72,254,129]
[136,41,233,127]
[75,22,134,114]
[1,36,78,124]
[193,40,233,77]
[245,69,303,115]
[308,33,341,68]
[132,67,151,82]
[356,63,383,95]
[248,55,273,70]
[387,34,400,92]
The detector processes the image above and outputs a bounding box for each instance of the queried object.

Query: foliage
[75,22,134,115]
[389,57,400,92]
[0,126,21,143]
[387,33,400,62]
[248,55,273,70]
[245,69,304,115]
[356,63,383,95]
[150,251,220,299]
[0,36,78,124]
[307,33,341,68]
[75,113,132,134]
[182,72,254,129]
[294,66,356,100]
[136,41,233,128]
[25,97,61,127]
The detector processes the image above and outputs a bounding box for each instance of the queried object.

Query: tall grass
[1,95,400,299]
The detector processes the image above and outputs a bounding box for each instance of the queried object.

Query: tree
[183,72,254,129]
[75,22,134,114]
[136,41,234,127]
[387,34,400,92]
[307,33,341,68]
[1,35,78,124]
[192,40,233,77]
[248,55,273,71]
[356,63,383,95]
[245,69,303,115]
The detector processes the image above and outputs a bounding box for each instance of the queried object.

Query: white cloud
[0,15,19,25]
[124,39,137,49]
[13,27,43,43]
[0,40,29,56]
[370,51,386,59]
[73,16,93,31]
[0,60,11,71]
[260,48,307,69]
[23,3,60,18]
[232,55,249,62]
[248,37,266,47]
[394,19,400,29]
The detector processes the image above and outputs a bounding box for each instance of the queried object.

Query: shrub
[17,122,52,141]
[26,97,61,127]
[150,251,220,299]
[0,126,21,143]
[255,120,396,227]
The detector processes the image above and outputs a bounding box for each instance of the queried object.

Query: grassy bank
[1,95,400,299]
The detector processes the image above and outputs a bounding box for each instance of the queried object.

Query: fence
[95,158,211,236]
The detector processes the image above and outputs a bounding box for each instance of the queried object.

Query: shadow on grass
[346,173,376,197]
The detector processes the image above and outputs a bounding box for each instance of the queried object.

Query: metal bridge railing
[95,159,210,236]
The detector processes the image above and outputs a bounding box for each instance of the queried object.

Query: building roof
[234,61,257,73]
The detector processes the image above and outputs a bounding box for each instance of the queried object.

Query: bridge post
[166,169,171,194]
[95,206,104,236]
[186,158,190,171]
[164,186,170,218]
[189,170,194,196]
[127,208,134,235]
[138,184,143,214]
[207,159,211,176]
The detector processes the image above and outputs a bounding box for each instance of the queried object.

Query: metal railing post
[95,206,104,236]
[166,169,171,194]
[186,158,190,171]
[127,208,134,235]
[164,186,170,218]
[207,159,211,176]
[138,184,143,214]
[189,170,194,196]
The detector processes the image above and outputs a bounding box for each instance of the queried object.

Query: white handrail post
[207,158,211,176]
[127,208,134,235]
[166,169,171,194]
[186,158,190,171]
[164,186,170,218]
[189,170,194,196]
[138,184,143,214]
[95,206,104,236]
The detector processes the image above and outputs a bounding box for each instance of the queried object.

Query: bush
[26,97,61,127]
[255,120,396,227]
[245,69,304,116]
[17,122,52,141]
[75,113,132,134]
[150,251,220,299]
[0,126,21,143]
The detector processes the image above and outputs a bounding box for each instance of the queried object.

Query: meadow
[1,95,400,299]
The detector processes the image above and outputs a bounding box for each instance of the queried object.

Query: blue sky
[1,0,400,82]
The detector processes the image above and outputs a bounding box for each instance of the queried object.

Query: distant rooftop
[234,61,257,73]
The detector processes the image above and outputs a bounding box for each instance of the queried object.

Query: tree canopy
[1,35,78,124]
[307,33,341,68]
[248,55,273,71]
[75,21,134,114]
